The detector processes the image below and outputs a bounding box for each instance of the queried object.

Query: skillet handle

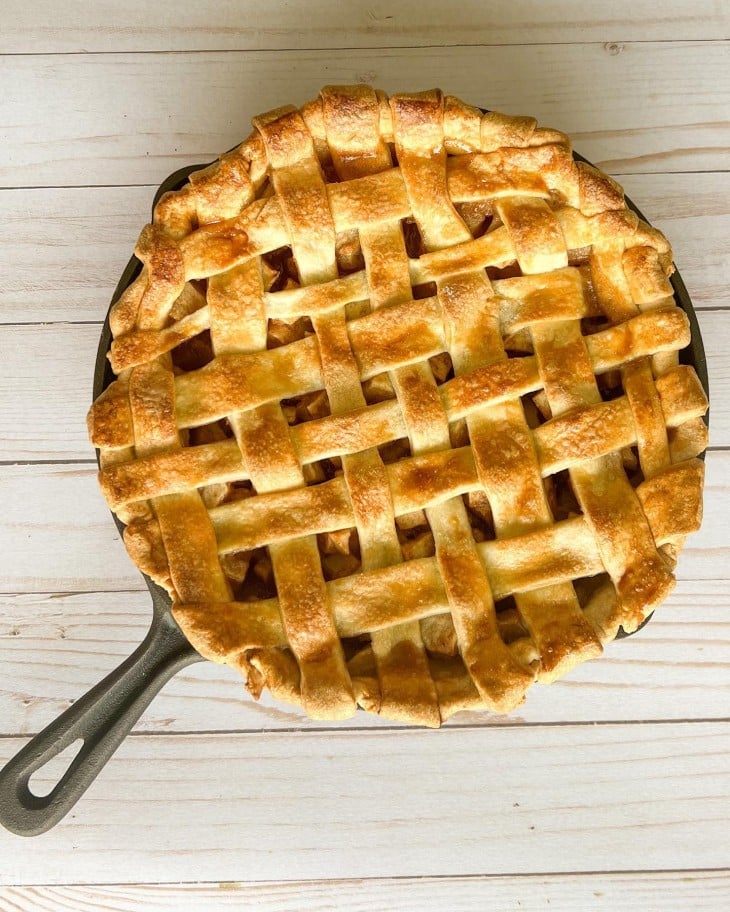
[0,614,198,836]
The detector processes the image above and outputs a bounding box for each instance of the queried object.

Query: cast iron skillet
[0,152,709,837]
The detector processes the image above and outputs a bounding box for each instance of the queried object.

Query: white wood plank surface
[0,451,725,594]
[0,186,147,324]
[1,1,728,903]
[4,0,728,53]
[0,309,720,463]
[0,723,728,884]
[1,581,727,737]
[2,42,728,188]
[0,463,136,592]
[2,172,727,324]
[2,870,729,912]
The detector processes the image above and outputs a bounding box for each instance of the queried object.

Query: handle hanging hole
[28,739,85,798]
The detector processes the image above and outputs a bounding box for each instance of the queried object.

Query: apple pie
[87,86,707,726]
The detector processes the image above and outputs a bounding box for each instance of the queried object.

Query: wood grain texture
[2,870,730,911]
[3,0,728,52]
[0,450,725,594]
[1,3,728,898]
[0,324,100,463]
[0,186,149,324]
[0,308,723,463]
[0,463,137,592]
[0,723,728,884]
[2,42,728,187]
[1,581,727,737]
[2,172,727,325]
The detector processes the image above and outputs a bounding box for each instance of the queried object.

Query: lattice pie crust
[88,86,707,726]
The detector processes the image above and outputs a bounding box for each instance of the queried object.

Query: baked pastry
[88,86,707,727]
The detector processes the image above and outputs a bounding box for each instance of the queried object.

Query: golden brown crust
[89,86,707,726]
